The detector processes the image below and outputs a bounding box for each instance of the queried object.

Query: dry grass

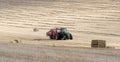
[0,0,120,48]
[0,0,120,61]
[0,43,120,62]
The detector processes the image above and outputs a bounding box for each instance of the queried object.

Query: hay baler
[46,27,73,40]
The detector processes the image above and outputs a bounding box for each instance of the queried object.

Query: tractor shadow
[32,38,57,41]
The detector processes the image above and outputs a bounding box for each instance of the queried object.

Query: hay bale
[33,28,39,32]
[91,40,106,48]
[13,39,21,43]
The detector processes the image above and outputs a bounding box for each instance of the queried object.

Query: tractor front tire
[69,34,73,40]
[56,33,61,40]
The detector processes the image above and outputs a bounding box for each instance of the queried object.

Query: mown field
[0,0,120,42]
[0,0,120,62]
[0,43,120,62]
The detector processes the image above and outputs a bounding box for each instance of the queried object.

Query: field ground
[0,26,119,49]
[0,0,120,45]
[0,43,120,62]
[0,0,120,62]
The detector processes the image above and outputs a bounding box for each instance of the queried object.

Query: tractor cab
[60,27,67,33]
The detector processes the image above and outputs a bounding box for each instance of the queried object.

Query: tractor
[46,27,73,40]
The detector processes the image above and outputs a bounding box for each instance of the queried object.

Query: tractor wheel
[56,33,61,40]
[69,34,73,40]
[61,33,67,40]
[49,35,54,39]
[57,33,65,40]
[62,35,67,40]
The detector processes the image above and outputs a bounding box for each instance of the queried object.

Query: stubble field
[0,0,120,62]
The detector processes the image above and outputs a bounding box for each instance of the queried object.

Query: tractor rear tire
[62,34,67,40]
[56,33,62,40]
[57,32,66,40]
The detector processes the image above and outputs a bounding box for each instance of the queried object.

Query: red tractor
[46,27,73,40]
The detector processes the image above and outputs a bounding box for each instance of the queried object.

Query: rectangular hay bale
[91,40,106,48]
